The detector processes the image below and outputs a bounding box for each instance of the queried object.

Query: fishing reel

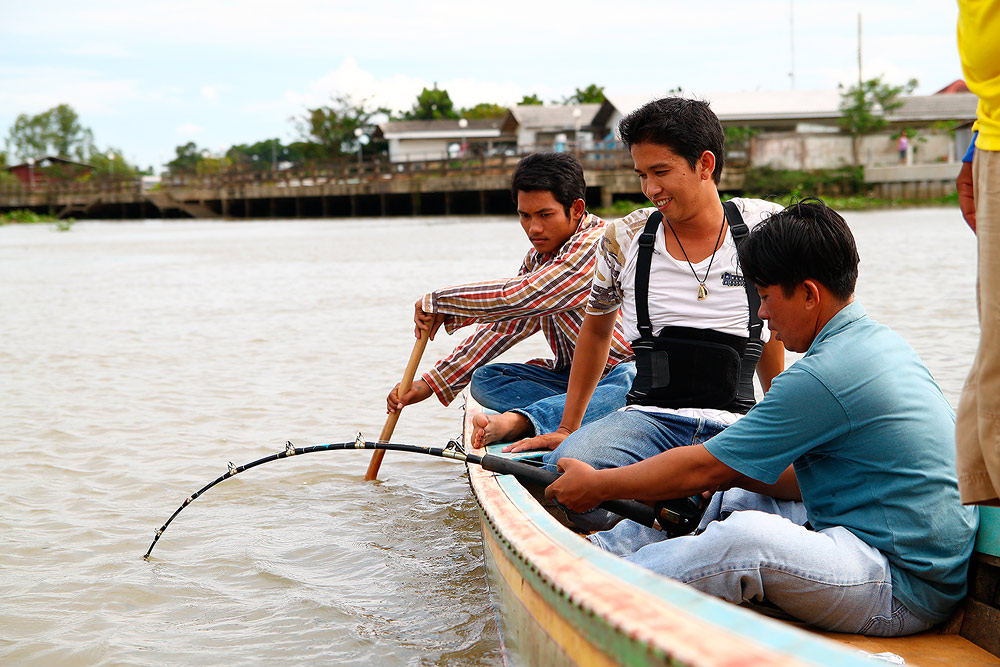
[653,495,708,538]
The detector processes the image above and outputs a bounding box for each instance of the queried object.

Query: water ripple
[0,211,974,664]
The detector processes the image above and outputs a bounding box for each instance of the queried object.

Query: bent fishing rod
[143,435,703,560]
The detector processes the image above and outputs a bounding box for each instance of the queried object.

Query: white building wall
[516,129,538,149]
[803,136,854,170]
[390,138,453,162]
[750,130,960,171]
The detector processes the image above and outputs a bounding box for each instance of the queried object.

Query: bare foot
[472,412,532,449]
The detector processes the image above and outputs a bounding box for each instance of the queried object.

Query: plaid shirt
[422,213,633,405]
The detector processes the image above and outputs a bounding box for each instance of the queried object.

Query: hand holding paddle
[413,298,446,341]
[386,379,433,414]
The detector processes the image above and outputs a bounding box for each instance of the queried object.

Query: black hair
[510,152,586,217]
[618,97,725,184]
[737,198,859,300]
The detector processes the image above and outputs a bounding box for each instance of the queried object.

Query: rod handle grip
[478,454,658,528]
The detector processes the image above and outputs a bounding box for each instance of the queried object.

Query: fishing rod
[143,435,704,560]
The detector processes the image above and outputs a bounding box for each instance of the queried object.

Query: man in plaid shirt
[386,153,635,446]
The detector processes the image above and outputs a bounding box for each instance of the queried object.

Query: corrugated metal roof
[887,93,978,122]
[510,103,602,128]
[606,90,978,125]
[377,114,517,139]
[606,91,843,122]
[380,118,507,133]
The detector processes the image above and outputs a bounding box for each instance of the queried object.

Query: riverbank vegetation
[1,78,957,217]
[1,209,74,230]
[164,84,607,174]
[2,104,145,178]
[1,79,926,185]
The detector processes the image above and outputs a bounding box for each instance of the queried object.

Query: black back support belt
[626,201,763,412]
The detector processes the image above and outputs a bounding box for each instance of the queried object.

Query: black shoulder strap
[723,200,762,342]
[633,210,663,341]
[635,204,762,342]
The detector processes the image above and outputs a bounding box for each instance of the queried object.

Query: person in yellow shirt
[955,0,1000,505]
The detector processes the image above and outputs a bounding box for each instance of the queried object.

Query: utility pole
[857,12,863,87]
[789,0,795,89]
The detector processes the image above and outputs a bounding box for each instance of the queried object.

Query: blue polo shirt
[704,301,978,624]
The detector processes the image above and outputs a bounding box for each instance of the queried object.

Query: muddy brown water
[0,207,976,664]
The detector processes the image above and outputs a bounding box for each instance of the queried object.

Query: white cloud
[297,57,426,112]
[64,42,133,58]
[175,123,203,137]
[0,1,963,174]
[0,66,183,118]
[0,66,145,115]
[245,57,543,124]
[1,1,596,52]
[201,84,229,103]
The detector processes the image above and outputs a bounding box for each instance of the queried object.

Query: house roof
[887,93,978,122]
[4,155,93,170]
[606,91,844,125]
[510,104,603,129]
[377,113,517,139]
[606,89,978,128]
[935,79,970,94]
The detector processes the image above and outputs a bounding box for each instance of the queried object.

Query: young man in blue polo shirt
[544,200,978,636]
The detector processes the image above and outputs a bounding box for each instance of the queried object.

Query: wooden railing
[1,144,635,198]
[159,144,633,190]
[0,177,143,199]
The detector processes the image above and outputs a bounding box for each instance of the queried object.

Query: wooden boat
[463,397,1000,666]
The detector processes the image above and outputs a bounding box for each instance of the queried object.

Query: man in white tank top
[506,97,785,531]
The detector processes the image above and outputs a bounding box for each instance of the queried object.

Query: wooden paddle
[364,328,431,480]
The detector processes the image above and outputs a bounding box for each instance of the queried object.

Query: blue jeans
[469,361,635,437]
[590,489,935,636]
[542,409,728,531]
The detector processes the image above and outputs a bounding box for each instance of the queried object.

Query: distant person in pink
[897,131,909,163]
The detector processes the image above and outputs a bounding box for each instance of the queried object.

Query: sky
[1,0,963,173]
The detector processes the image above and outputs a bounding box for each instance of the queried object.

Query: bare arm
[502,310,618,452]
[957,160,977,233]
[755,335,785,394]
[545,445,744,511]
[731,465,801,501]
[547,449,801,512]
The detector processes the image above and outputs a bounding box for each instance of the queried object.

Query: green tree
[460,102,508,119]
[89,149,142,179]
[5,104,95,161]
[297,94,386,159]
[195,154,233,175]
[404,85,459,120]
[286,141,330,162]
[227,139,295,170]
[166,142,204,174]
[838,76,918,165]
[564,84,606,104]
[519,93,544,106]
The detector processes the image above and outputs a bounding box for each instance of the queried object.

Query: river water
[0,207,978,665]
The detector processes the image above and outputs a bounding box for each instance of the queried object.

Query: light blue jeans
[590,489,935,636]
[469,361,635,437]
[542,409,729,531]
